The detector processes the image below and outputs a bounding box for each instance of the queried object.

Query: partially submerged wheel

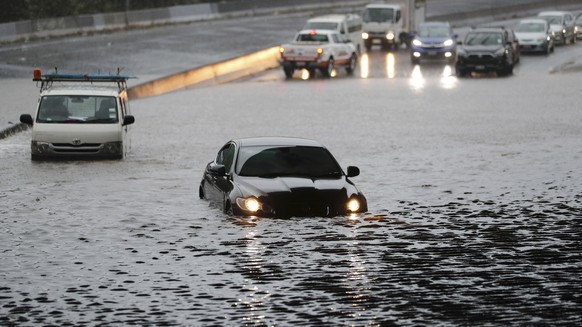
[322,58,334,78]
[283,67,294,78]
[345,54,357,75]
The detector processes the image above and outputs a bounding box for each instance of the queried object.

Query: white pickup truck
[279,30,358,78]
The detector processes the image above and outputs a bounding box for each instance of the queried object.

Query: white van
[20,69,135,160]
[302,14,364,53]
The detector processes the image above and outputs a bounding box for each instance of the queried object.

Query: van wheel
[345,54,357,75]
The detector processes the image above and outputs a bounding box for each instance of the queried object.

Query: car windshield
[296,33,329,42]
[539,15,563,25]
[418,25,450,37]
[363,8,394,23]
[303,22,338,30]
[236,145,343,178]
[36,95,118,124]
[515,22,546,33]
[465,32,503,45]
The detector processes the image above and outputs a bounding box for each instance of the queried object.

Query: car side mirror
[346,166,360,177]
[209,164,226,176]
[122,115,135,126]
[20,114,33,125]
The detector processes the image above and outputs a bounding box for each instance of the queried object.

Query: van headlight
[31,141,50,154]
[386,32,395,40]
[102,141,122,154]
[236,197,261,213]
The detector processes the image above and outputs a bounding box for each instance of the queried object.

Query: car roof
[306,14,356,23]
[40,84,122,97]
[420,21,450,27]
[235,137,324,148]
[538,11,569,16]
[469,27,506,33]
[297,29,336,35]
[517,18,548,25]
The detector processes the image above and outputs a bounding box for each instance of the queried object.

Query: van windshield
[36,95,118,124]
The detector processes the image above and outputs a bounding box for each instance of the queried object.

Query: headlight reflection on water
[360,53,369,78]
[386,53,396,79]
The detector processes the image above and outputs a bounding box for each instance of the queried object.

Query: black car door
[206,143,236,208]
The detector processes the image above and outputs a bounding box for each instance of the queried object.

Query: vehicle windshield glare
[465,32,503,45]
[363,8,394,23]
[303,22,338,30]
[516,22,545,33]
[297,33,329,42]
[36,95,118,124]
[418,26,450,38]
[237,145,343,178]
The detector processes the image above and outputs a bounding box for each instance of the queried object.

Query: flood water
[2,51,582,326]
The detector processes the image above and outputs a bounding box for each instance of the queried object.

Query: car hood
[461,45,504,53]
[417,36,451,43]
[548,24,564,32]
[236,176,354,197]
[515,32,546,39]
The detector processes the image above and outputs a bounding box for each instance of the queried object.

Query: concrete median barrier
[127,46,281,99]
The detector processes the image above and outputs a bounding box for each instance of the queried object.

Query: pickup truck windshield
[297,33,329,42]
[36,95,118,124]
[237,145,343,178]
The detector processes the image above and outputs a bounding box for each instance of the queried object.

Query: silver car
[537,11,577,45]
[575,14,582,39]
[514,18,555,55]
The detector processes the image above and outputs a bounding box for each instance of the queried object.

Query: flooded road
[2,3,582,324]
[2,42,582,324]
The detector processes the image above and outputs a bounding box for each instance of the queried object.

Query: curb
[127,46,281,99]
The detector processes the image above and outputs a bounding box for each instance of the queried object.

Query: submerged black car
[199,137,368,217]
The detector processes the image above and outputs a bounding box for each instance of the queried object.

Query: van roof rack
[33,68,136,93]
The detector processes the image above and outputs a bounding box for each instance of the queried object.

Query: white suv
[19,69,135,160]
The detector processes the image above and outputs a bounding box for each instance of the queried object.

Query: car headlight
[386,32,395,40]
[562,29,566,34]
[347,198,361,213]
[362,32,369,40]
[494,47,507,57]
[443,39,454,47]
[412,39,422,46]
[236,197,261,212]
